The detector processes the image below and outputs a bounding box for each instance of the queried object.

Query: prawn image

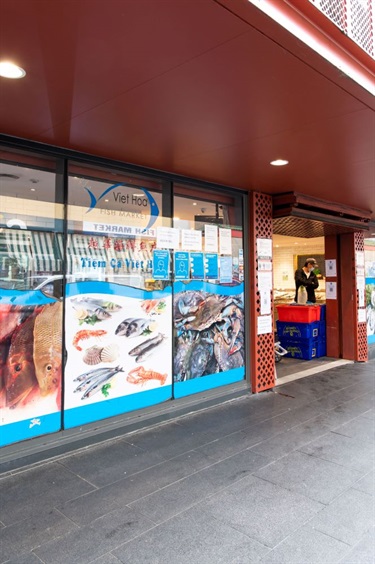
[126,366,167,386]
[72,329,107,351]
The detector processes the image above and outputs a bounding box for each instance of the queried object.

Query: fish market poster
[173,281,245,398]
[0,292,63,447]
[64,283,172,428]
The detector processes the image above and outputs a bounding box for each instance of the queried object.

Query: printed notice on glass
[219,228,232,255]
[219,256,233,283]
[258,271,273,291]
[152,250,170,280]
[358,288,365,308]
[258,260,272,272]
[174,251,190,280]
[204,224,218,253]
[326,281,337,300]
[358,308,366,323]
[181,229,202,251]
[356,251,365,267]
[257,238,272,259]
[190,253,205,279]
[325,259,337,278]
[357,276,365,290]
[157,227,179,249]
[205,253,219,279]
[260,290,271,315]
[257,315,273,335]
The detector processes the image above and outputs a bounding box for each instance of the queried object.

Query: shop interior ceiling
[0,0,374,221]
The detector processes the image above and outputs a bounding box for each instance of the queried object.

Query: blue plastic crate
[280,339,318,360]
[316,338,327,358]
[318,320,326,337]
[319,305,326,320]
[277,320,322,340]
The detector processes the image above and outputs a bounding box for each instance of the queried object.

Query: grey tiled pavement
[0,360,374,563]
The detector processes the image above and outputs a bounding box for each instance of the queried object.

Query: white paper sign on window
[219,228,232,255]
[260,290,271,315]
[326,281,337,300]
[358,309,366,323]
[257,315,273,335]
[181,229,202,251]
[258,271,273,291]
[356,251,365,267]
[204,224,218,253]
[156,226,179,249]
[257,238,272,259]
[325,259,337,277]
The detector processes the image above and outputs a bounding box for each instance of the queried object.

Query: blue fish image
[85,182,159,231]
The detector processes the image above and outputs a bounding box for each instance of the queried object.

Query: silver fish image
[71,297,121,312]
[74,366,122,394]
[115,318,134,336]
[128,333,165,363]
[81,366,124,400]
[125,318,150,337]
[74,366,111,382]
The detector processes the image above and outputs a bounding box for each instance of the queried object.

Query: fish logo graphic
[29,418,41,428]
[84,183,159,231]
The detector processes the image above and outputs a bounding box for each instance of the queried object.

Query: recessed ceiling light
[104,199,109,202]
[193,202,197,206]
[270,159,289,166]
[30,188,36,192]
[0,61,26,79]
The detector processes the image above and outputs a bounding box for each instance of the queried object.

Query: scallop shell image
[100,343,119,363]
[83,345,103,365]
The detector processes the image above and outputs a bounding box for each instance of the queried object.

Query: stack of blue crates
[277,305,326,360]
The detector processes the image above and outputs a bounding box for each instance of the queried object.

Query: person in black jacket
[294,258,319,303]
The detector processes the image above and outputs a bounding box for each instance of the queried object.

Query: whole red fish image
[1,301,62,410]
[4,314,38,408]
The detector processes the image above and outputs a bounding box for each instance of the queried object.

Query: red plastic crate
[276,305,321,323]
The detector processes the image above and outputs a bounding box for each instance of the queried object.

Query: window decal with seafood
[173,281,245,398]
[0,290,63,447]
[63,282,172,429]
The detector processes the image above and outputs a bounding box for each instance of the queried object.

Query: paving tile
[89,553,122,564]
[59,438,166,487]
[123,421,214,459]
[57,486,123,526]
[0,508,77,563]
[202,474,323,548]
[113,504,270,564]
[3,553,44,564]
[33,506,155,564]
[254,451,362,504]
[250,420,331,460]
[0,463,94,526]
[61,449,215,514]
[352,470,375,496]
[195,425,277,461]
[259,524,350,563]
[339,527,375,563]
[128,449,272,524]
[298,431,375,473]
[361,408,375,421]
[309,488,375,546]
[333,416,375,443]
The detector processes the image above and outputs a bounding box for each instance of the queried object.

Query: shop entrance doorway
[272,234,340,383]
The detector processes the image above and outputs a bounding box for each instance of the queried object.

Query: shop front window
[64,164,173,429]
[0,149,63,446]
[172,186,246,397]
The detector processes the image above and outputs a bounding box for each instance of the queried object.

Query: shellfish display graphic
[173,287,245,382]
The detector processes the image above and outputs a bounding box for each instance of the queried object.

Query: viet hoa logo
[84,183,159,231]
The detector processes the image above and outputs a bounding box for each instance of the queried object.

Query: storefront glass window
[364,238,375,344]
[172,186,246,397]
[0,149,63,446]
[64,164,173,429]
